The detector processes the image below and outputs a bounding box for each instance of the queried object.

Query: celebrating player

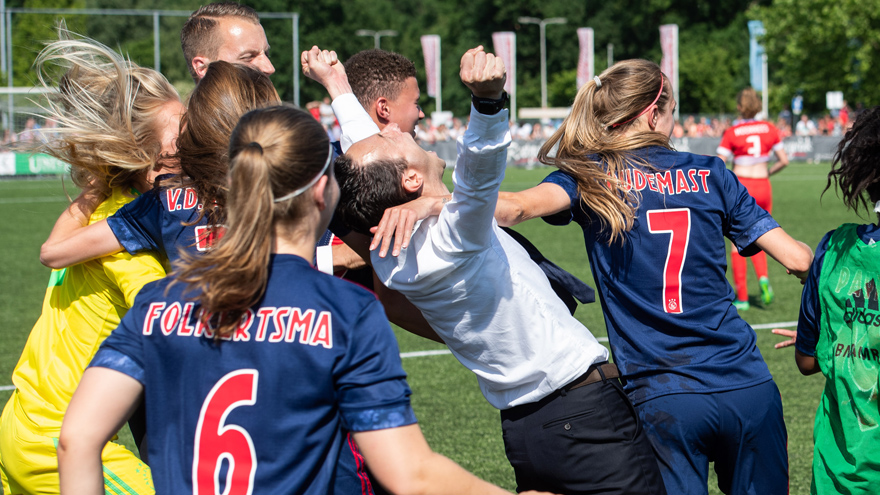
[790,106,880,494]
[371,60,813,494]
[39,61,280,267]
[717,87,790,310]
[335,47,666,495]
[0,34,182,494]
[56,105,550,495]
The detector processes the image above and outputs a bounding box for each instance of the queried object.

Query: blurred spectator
[672,122,685,138]
[319,97,335,128]
[775,118,792,139]
[795,114,817,136]
[305,101,321,121]
[18,117,40,142]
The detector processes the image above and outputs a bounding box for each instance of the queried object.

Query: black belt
[564,362,620,392]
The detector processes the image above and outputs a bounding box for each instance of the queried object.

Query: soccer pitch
[0,164,864,494]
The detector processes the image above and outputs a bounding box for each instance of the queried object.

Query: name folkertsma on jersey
[140,301,334,349]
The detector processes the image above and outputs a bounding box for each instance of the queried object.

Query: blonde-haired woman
[371,59,812,495]
[0,34,183,494]
[58,105,550,495]
[717,87,789,310]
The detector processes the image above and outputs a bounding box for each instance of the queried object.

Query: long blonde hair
[32,29,180,198]
[539,59,672,243]
[173,105,331,338]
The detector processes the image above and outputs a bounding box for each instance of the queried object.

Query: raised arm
[301,46,379,151]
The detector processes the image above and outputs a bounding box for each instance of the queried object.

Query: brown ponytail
[173,105,331,338]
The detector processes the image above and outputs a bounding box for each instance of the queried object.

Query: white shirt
[370,107,608,409]
[331,93,380,152]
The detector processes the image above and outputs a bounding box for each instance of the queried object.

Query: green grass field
[0,164,866,494]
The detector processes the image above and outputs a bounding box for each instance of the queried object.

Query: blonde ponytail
[540,59,672,243]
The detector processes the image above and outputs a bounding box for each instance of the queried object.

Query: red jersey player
[717,88,789,310]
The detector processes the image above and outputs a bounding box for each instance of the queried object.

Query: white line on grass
[0,321,804,390]
[0,196,68,204]
[398,321,799,359]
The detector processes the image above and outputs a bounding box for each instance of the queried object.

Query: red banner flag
[421,35,441,98]
[576,28,594,89]
[659,24,678,99]
[492,32,516,95]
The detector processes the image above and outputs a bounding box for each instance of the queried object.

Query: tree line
[4,0,865,119]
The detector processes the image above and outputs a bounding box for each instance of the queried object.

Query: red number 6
[193,369,259,495]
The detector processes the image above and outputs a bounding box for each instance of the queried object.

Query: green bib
[812,223,880,494]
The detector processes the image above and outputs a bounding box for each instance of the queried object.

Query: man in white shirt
[330,46,666,495]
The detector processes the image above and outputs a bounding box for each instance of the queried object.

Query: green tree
[9,0,86,87]
[750,0,880,114]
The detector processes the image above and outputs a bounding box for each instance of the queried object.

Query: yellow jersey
[8,187,166,432]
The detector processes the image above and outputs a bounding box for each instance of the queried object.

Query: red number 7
[647,208,691,314]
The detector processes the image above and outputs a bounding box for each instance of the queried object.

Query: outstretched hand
[370,195,449,257]
[772,328,797,349]
[300,45,351,99]
[459,45,506,99]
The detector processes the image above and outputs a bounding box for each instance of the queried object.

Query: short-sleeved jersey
[717,119,783,166]
[795,223,880,494]
[542,147,779,405]
[107,178,214,263]
[8,188,166,429]
[90,254,415,494]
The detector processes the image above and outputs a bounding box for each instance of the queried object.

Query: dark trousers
[500,364,666,495]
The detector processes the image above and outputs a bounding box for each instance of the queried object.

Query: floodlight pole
[356,29,398,49]
[153,11,160,72]
[519,16,566,108]
[762,53,769,120]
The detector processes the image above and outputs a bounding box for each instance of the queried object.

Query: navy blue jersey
[542,146,779,404]
[796,223,880,357]
[107,181,211,263]
[90,254,414,494]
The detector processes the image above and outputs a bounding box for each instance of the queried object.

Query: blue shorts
[636,380,788,495]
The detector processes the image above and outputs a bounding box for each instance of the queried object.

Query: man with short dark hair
[181,2,274,82]
[332,46,667,495]
[344,49,425,137]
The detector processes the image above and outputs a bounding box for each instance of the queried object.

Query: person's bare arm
[495,183,571,227]
[58,367,143,495]
[40,192,123,268]
[332,242,368,272]
[369,183,572,257]
[354,425,554,495]
[795,349,820,375]
[752,228,813,282]
[768,147,789,176]
[301,45,379,151]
